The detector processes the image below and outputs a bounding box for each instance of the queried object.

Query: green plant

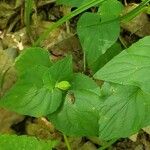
[0,0,150,148]
[34,0,150,70]
[0,134,56,150]
[1,36,150,140]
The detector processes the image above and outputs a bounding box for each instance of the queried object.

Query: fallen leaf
[121,3,150,37]
[143,126,150,135]
[0,108,24,133]
[129,133,138,142]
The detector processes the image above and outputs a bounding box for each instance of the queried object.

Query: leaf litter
[0,0,150,149]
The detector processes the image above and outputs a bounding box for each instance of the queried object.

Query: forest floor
[0,0,150,149]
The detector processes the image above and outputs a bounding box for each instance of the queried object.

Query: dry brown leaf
[26,118,55,139]
[129,133,138,142]
[121,3,150,37]
[0,108,24,133]
[143,126,150,135]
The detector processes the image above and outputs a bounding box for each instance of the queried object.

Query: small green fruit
[55,81,71,90]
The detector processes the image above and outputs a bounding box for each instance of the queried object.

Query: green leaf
[0,134,57,150]
[0,56,73,117]
[98,83,150,140]
[43,56,73,89]
[48,73,102,136]
[94,36,150,93]
[15,47,52,74]
[24,0,33,34]
[0,66,62,117]
[100,0,123,21]
[77,12,120,66]
[71,73,100,95]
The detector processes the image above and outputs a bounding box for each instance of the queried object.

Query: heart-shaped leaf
[0,51,73,117]
[98,83,150,140]
[77,12,120,66]
[0,66,62,117]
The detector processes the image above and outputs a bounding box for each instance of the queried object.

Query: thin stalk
[98,139,117,150]
[83,51,86,72]
[63,134,71,150]
[33,0,106,47]
[24,0,34,43]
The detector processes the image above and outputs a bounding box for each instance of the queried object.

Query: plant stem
[33,0,106,47]
[63,134,71,150]
[83,51,86,72]
[98,139,117,150]
[24,0,34,43]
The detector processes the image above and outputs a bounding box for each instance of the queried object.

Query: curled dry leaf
[121,3,150,37]
[143,126,150,135]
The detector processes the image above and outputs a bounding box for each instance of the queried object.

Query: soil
[0,0,150,150]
